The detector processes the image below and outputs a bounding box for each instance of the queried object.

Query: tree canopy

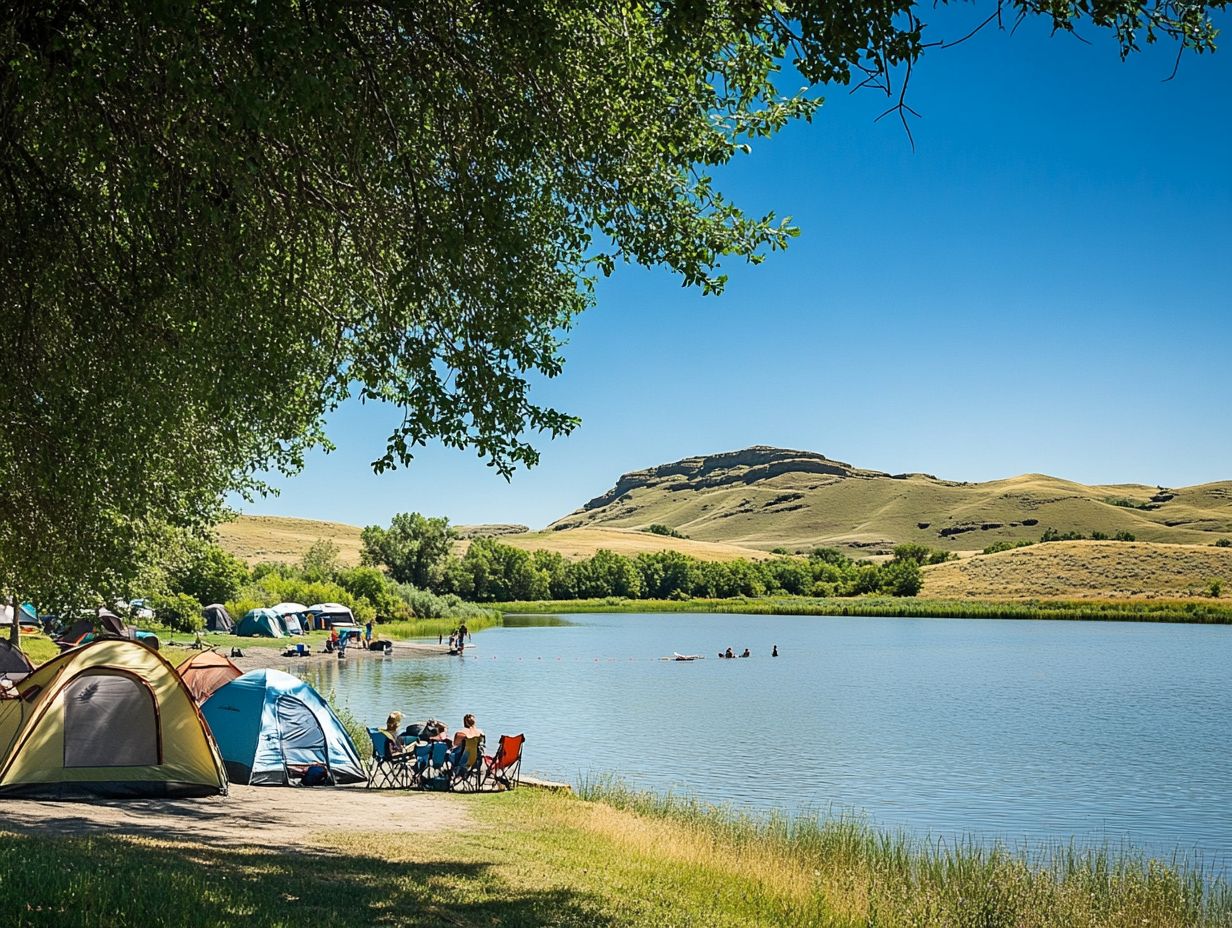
[0,0,1222,611]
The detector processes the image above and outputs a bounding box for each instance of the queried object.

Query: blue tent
[200,669,365,785]
[235,608,284,638]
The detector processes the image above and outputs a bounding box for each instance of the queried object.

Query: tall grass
[578,778,1232,927]
[499,595,1232,624]
[377,610,501,640]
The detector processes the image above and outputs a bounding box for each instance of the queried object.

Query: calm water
[305,613,1232,865]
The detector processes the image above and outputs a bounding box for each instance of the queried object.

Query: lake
[306,612,1232,867]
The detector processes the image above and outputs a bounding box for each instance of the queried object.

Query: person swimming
[771,644,779,657]
[740,648,750,658]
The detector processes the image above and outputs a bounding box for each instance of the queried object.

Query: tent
[0,639,228,798]
[0,603,38,630]
[201,669,365,786]
[203,604,234,634]
[0,640,33,683]
[176,651,243,704]
[270,603,307,635]
[235,608,285,638]
[307,603,355,629]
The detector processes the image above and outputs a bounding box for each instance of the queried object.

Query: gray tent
[203,604,234,633]
[0,639,33,683]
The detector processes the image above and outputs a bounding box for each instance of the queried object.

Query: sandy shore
[0,784,468,848]
[224,639,454,673]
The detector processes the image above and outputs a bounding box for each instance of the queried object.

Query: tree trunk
[7,594,19,647]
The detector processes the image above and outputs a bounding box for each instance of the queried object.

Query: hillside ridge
[551,446,1232,553]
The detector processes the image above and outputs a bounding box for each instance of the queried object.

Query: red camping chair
[481,734,525,791]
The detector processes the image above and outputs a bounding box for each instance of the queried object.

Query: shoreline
[497,595,1232,624]
[222,638,455,673]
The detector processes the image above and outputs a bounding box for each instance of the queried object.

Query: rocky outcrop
[576,446,888,513]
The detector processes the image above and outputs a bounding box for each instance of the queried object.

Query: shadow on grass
[0,827,615,928]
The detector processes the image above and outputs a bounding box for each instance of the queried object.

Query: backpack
[301,764,332,786]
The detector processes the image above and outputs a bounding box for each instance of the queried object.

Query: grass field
[923,539,1232,599]
[1,786,1226,928]
[219,515,772,566]
[550,447,1232,554]
[216,514,365,566]
[460,525,772,561]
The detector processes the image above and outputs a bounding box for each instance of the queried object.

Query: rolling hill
[217,515,769,566]
[921,540,1232,600]
[548,446,1232,554]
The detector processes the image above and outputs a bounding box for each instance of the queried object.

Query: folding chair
[420,740,452,791]
[450,736,485,792]
[366,729,413,789]
[481,734,525,791]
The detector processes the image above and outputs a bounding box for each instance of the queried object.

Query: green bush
[982,539,1034,555]
[1214,538,1232,548]
[1208,580,1222,598]
[644,523,687,539]
[1113,530,1136,542]
[168,542,249,605]
[149,591,204,633]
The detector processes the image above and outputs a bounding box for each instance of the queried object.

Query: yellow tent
[0,639,227,798]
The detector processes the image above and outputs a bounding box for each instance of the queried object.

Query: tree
[300,539,342,582]
[360,513,455,589]
[2,2,1220,610]
[167,541,250,607]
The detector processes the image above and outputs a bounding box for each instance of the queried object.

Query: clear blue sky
[244,14,1232,530]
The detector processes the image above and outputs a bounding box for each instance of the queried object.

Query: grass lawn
[1,787,1227,928]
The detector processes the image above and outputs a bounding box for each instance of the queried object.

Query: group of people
[439,622,470,654]
[718,644,779,659]
[382,710,484,753]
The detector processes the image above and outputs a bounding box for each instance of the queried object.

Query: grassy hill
[549,446,1232,555]
[217,515,365,566]
[218,516,769,566]
[458,526,772,562]
[922,540,1232,600]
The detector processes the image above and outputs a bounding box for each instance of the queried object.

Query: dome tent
[306,602,355,629]
[268,603,306,635]
[201,669,365,786]
[235,608,285,638]
[203,604,234,633]
[177,650,243,704]
[0,639,227,798]
[0,639,33,683]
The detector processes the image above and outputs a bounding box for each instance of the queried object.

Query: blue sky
[245,14,1232,530]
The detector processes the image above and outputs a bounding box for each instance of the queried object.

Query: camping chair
[366,729,413,789]
[481,734,525,791]
[450,736,485,793]
[419,740,452,791]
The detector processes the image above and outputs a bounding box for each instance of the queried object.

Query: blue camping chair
[419,740,452,791]
[366,729,412,789]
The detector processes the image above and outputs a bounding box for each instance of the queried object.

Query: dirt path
[0,785,469,848]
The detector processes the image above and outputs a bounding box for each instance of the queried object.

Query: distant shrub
[1040,528,1084,543]
[1106,497,1150,510]
[1207,580,1222,598]
[644,523,687,539]
[148,591,204,633]
[1113,530,1136,542]
[1214,538,1232,548]
[982,540,1034,555]
[891,543,952,566]
[1090,531,1109,540]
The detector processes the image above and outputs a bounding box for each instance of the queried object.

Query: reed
[500,595,1232,624]
[577,778,1232,927]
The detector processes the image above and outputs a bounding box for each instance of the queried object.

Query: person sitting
[422,719,450,742]
[382,712,407,754]
[740,648,750,658]
[452,713,484,748]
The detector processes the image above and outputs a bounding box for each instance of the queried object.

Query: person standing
[364,620,373,645]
